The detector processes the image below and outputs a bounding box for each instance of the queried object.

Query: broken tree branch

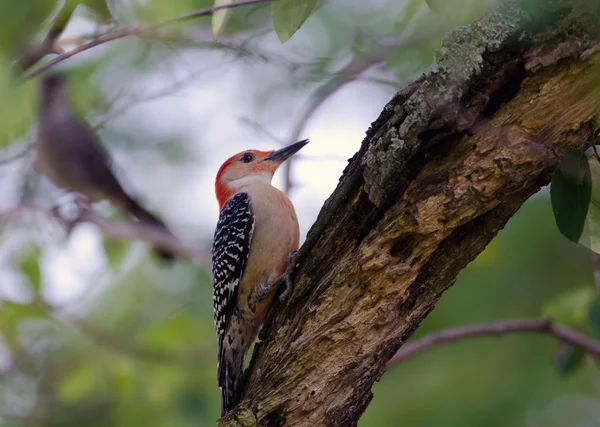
[217,1,600,425]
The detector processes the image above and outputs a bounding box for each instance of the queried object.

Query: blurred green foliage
[543,287,596,329]
[550,149,591,244]
[0,0,598,426]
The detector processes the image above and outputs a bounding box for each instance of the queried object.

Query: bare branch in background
[153,30,304,72]
[18,38,62,74]
[239,117,284,145]
[592,252,600,297]
[239,119,349,162]
[239,116,348,194]
[0,203,211,269]
[21,0,272,81]
[387,318,600,368]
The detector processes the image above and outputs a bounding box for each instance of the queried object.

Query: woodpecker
[212,139,308,416]
[35,73,176,261]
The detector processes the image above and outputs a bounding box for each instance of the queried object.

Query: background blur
[0,0,598,426]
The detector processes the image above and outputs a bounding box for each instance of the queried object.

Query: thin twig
[591,252,600,297]
[386,318,600,368]
[0,203,211,268]
[153,30,303,71]
[239,117,284,144]
[22,0,271,81]
[93,66,212,129]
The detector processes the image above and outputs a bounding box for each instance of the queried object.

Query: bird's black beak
[264,139,309,162]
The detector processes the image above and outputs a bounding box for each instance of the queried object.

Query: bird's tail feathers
[123,196,176,262]
[218,353,243,417]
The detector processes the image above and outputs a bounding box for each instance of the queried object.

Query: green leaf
[212,0,234,40]
[19,247,42,295]
[550,149,592,243]
[542,287,596,329]
[553,344,584,376]
[425,0,443,13]
[0,54,36,146]
[0,0,56,54]
[271,0,318,43]
[78,0,113,22]
[578,161,600,253]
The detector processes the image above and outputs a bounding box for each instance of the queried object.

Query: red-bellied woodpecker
[212,139,308,416]
[35,73,177,261]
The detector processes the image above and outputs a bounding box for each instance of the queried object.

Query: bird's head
[39,73,69,108]
[215,139,309,208]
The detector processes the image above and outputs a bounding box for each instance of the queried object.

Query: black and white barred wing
[211,192,254,348]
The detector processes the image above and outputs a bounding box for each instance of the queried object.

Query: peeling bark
[219,1,600,425]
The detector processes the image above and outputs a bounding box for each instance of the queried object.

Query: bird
[35,72,176,261]
[211,139,308,416]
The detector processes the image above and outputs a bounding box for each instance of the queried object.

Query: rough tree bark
[220,1,600,425]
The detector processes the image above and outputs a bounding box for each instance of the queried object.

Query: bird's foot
[276,250,301,304]
[51,193,92,230]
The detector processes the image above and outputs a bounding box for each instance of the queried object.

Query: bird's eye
[241,153,255,163]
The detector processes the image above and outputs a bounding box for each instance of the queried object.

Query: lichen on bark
[362,1,532,208]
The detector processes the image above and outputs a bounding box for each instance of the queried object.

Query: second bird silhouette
[35,73,176,261]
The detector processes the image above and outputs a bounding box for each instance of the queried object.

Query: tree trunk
[220,1,600,425]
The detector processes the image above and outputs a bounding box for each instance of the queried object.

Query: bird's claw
[278,250,300,304]
[51,193,92,230]
[278,274,293,304]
